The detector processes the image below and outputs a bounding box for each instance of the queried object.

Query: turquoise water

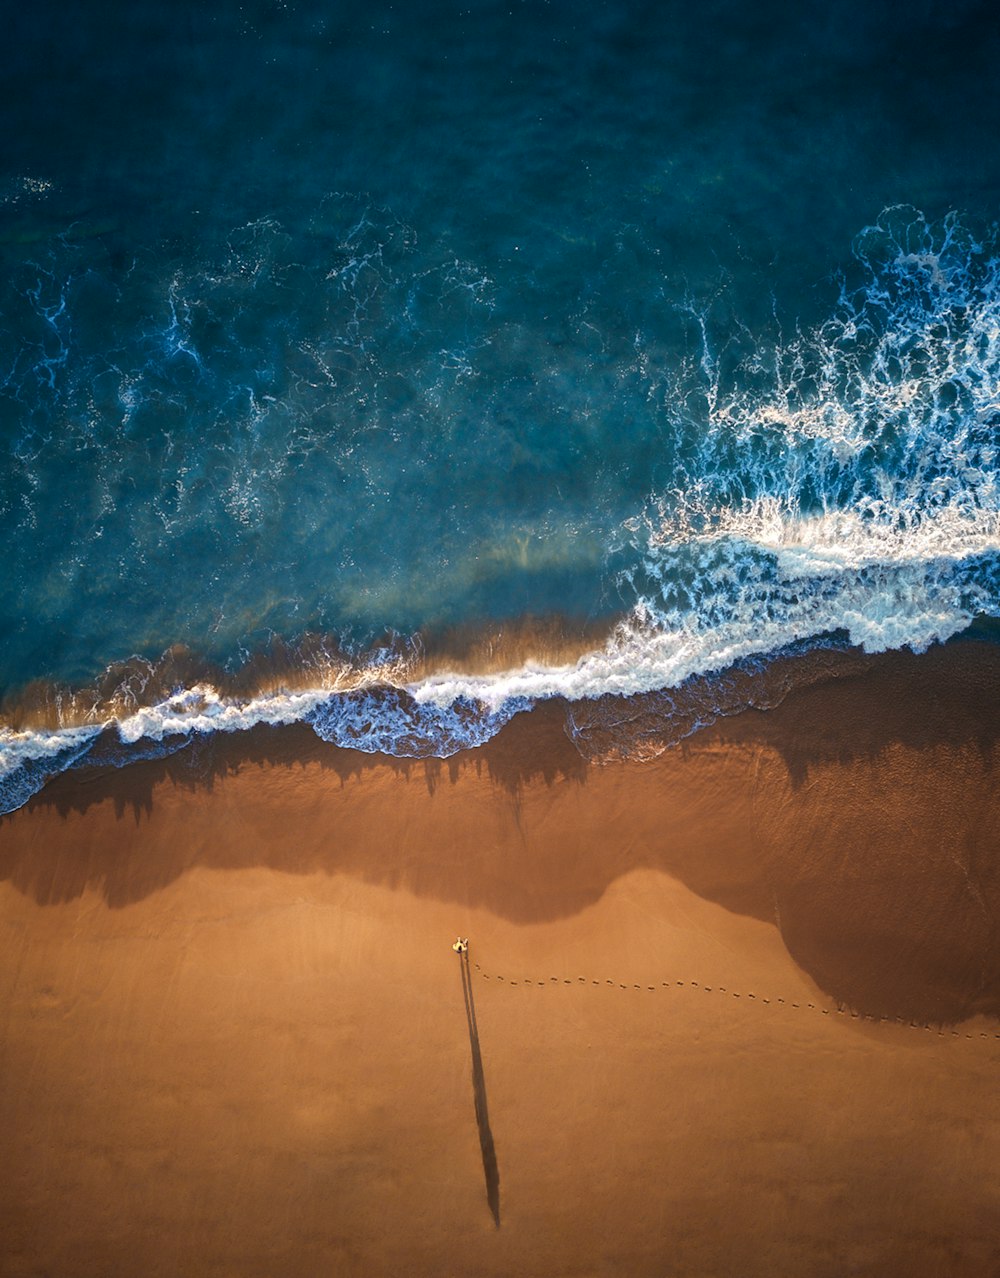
[3,1,1000,807]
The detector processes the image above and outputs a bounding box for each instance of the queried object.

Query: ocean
[3,0,1000,812]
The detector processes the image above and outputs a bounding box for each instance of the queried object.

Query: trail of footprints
[470,963,1000,1043]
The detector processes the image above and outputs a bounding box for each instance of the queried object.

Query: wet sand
[2,641,1000,1276]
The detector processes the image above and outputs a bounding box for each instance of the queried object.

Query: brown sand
[2,641,1000,1276]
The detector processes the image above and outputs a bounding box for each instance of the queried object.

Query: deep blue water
[3,0,1000,808]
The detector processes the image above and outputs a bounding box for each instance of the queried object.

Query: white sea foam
[0,724,103,813]
[114,683,334,743]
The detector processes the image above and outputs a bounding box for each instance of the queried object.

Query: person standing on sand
[452,937,468,954]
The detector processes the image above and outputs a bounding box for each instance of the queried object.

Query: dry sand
[2,642,1000,1276]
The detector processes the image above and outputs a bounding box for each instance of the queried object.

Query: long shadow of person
[459,947,500,1227]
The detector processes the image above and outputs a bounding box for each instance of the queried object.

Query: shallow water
[3,0,1000,807]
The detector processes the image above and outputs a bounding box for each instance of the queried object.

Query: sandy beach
[2,640,1000,1277]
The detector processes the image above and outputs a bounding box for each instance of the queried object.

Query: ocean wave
[0,724,103,815]
[0,622,969,819]
[3,209,1000,812]
[616,205,1000,662]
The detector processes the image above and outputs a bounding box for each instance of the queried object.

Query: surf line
[471,963,1000,1044]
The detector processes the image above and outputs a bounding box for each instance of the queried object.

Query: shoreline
[2,637,1000,1275]
[0,611,627,735]
[3,607,996,753]
[3,620,990,815]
